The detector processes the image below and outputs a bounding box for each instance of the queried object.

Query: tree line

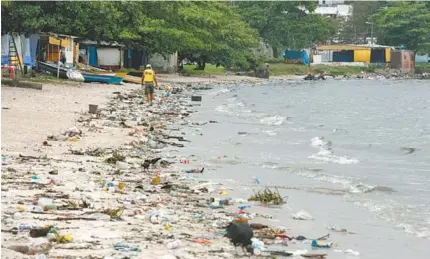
[2,1,429,70]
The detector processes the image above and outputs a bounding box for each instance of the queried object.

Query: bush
[264,58,285,64]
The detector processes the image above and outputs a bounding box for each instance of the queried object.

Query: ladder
[9,33,24,75]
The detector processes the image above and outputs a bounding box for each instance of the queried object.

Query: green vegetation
[181,64,225,76]
[372,2,430,52]
[1,1,428,74]
[416,63,430,74]
[1,1,337,71]
[234,2,338,57]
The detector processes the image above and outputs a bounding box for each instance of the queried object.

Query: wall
[97,47,121,70]
[65,38,74,65]
[149,52,177,73]
[391,50,415,74]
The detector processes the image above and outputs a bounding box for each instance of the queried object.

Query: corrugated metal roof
[39,32,79,38]
[316,45,370,51]
[316,44,397,51]
[79,40,124,47]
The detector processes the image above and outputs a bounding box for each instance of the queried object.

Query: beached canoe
[86,71,127,78]
[123,74,141,84]
[81,72,123,85]
[37,61,69,79]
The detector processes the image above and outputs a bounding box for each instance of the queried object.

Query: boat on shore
[76,63,127,78]
[81,72,123,84]
[123,74,141,84]
[37,61,69,79]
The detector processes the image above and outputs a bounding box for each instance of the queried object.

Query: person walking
[141,64,158,106]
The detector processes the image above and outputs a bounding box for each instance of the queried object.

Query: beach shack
[390,50,415,74]
[78,40,124,70]
[312,44,393,65]
[36,32,79,66]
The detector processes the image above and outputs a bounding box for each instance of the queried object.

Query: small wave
[260,116,286,126]
[354,201,430,239]
[351,184,396,194]
[309,136,358,164]
[309,153,360,164]
[310,136,332,149]
[209,88,231,96]
[263,130,278,136]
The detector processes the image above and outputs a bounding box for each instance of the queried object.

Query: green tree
[1,1,259,70]
[339,1,389,43]
[234,1,336,56]
[372,2,430,52]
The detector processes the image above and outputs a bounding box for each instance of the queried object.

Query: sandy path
[1,83,140,155]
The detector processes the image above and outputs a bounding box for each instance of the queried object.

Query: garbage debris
[248,187,286,205]
[345,249,360,256]
[166,240,182,249]
[311,239,333,248]
[292,210,313,220]
[114,242,141,252]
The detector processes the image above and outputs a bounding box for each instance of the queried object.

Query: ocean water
[177,79,430,258]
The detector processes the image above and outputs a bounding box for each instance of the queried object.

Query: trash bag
[66,70,85,82]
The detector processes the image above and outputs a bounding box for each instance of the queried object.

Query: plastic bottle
[38,198,53,207]
[47,232,57,241]
[238,204,251,210]
[43,205,58,211]
[13,212,22,220]
[311,239,333,248]
[89,213,111,221]
[167,240,181,249]
[19,224,32,233]
[32,206,44,213]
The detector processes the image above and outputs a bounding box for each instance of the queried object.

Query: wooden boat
[123,74,141,84]
[84,71,127,78]
[76,63,127,78]
[81,72,123,84]
[37,61,69,79]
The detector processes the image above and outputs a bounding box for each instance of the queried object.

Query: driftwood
[158,140,185,148]
[161,134,190,142]
[36,217,99,221]
[19,154,46,160]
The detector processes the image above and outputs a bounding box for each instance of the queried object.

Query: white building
[314,0,352,19]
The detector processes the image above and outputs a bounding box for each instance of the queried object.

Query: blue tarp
[1,34,35,66]
[415,54,429,63]
[281,50,309,65]
[1,34,9,65]
[21,35,32,66]
[29,34,40,66]
[88,46,98,66]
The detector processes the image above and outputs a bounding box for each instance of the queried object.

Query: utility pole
[366,21,374,45]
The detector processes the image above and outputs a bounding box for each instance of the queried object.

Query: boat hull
[37,61,68,79]
[81,72,123,84]
[123,75,141,84]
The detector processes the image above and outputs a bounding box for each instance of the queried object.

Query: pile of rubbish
[1,81,358,258]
